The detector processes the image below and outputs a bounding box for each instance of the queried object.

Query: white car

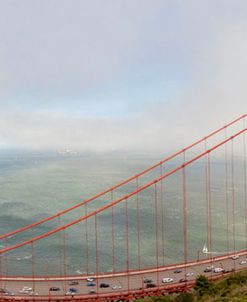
[29,292,39,296]
[112,285,122,290]
[185,272,194,277]
[19,290,30,294]
[22,287,32,291]
[231,255,239,260]
[66,291,76,296]
[87,277,96,282]
[239,260,247,265]
[213,267,224,273]
[162,277,173,283]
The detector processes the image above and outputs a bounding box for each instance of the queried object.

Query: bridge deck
[1,251,247,301]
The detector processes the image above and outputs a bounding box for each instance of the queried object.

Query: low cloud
[0,1,247,152]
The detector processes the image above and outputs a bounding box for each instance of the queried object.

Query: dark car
[146,283,156,288]
[204,268,212,273]
[143,278,153,283]
[68,288,77,293]
[179,278,187,283]
[100,283,110,288]
[49,287,60,291]
[174,269,182,273]
[87,282,96,287]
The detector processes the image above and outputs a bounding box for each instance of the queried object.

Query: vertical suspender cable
[154,182,159,285]
[207,152,213,280]
[5,255,8,283]
[0,253,2,295]
[136,177,141,271]
[208,153,212,260]
[125,198,130,293]
[62,229,67,292]
[182,151,187,282]
[243,118,247,250]
[160,164,165,266]
[231,139,236,255]
[4,239,8,279]
[85,205,89,275]
[205,141,210,260]
[224,129,230,254]
[46,259,51,298]
[94,214,99,295]
[58,215,63,277]
[31,241,35,293]
[111,190,115,273]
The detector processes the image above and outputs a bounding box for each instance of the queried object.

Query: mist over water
[0,150,246,276]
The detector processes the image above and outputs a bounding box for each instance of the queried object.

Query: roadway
[0,251,247,301]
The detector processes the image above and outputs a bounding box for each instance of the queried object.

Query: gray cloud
[0,0,161,101]
[0,1,247,152]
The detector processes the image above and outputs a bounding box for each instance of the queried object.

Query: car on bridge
[146,283,156,288]
[68,280,79,285]
[49,287,60,291]
[204,265,214,272]
[173,269,182,273]
[185,272,194,277]
[87,277,96,282]
[112,285,122,290]
[28,291,39,296]
[143,278,153,283]
[100,283,110,288]
[19,287,33,294]
[22,286,32,291]
[162,277,173,283]
[179,278,187,283]
[66,288,78,295]
[87,282,96,286]
[1,289,14,296]
[19,289,29,294]
[19,290,33,295]
[213,267,224,273]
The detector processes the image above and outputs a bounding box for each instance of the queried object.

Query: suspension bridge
[0,114,247,301]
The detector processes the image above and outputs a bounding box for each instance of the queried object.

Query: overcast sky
[0,0,246,152]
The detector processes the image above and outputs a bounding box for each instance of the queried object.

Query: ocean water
[0,150,246,276]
